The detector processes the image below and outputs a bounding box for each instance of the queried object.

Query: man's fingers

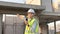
[17,14,19,17]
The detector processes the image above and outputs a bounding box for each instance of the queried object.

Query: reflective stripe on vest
[25,18,39,34]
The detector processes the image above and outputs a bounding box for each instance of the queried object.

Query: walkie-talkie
[24,16,29,27]
[26,17,28,21]
[26,17,29,27]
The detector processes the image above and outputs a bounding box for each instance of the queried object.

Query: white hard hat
[28,9,35,13]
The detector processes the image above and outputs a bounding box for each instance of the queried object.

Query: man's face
[28,12,35,18]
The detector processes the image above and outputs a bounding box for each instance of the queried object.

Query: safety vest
[24,18,39,34]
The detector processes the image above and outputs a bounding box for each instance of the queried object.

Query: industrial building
[0,0,60,34]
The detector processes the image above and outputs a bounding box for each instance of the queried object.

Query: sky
[0,0,26,3]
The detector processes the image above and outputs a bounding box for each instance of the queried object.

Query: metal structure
[0,1,60,34]
[0,1,45,34]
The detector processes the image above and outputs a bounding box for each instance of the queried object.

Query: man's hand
[17,14,19,17]
[24,20,30,27]
[24,20,28,25]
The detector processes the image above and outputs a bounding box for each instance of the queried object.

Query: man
[24,9,39,34]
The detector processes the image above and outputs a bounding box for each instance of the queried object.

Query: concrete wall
[49,30,54,34]
[3,16,25,34]
[41,0,53,12]
[0,14,3,34]
[40,24,48,34]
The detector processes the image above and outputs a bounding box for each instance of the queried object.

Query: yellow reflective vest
[24,18,39,34]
